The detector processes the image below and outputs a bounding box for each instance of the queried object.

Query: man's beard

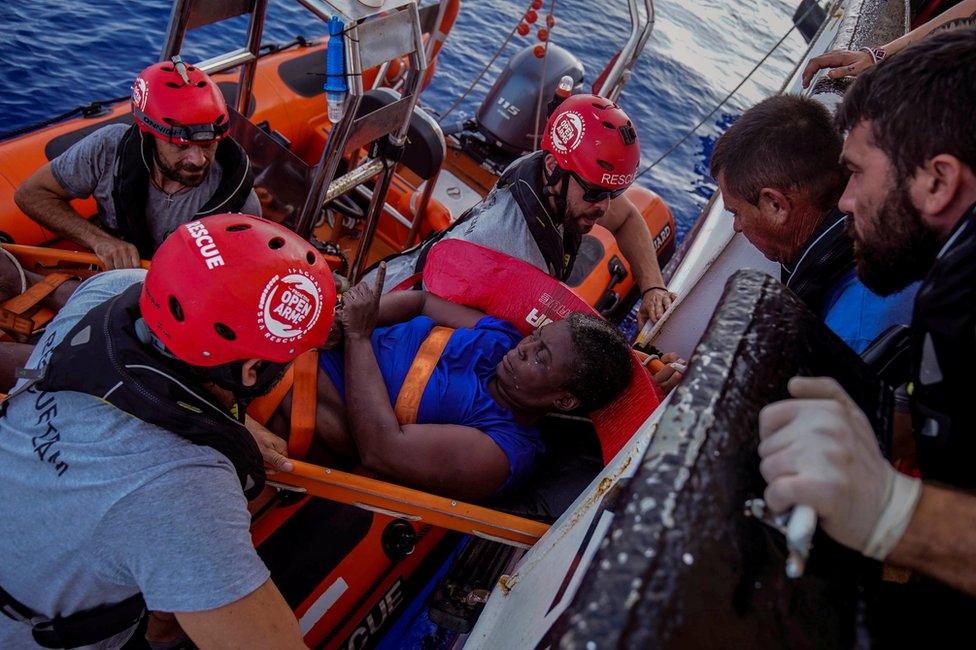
[848,184,940,296]
[154,150,210,188]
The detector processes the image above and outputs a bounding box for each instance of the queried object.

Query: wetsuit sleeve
[91,457,270,613]
[49,125,125,199]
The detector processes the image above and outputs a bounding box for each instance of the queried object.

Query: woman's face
[495,320,578,410]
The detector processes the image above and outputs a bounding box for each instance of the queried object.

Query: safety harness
[369,152,580,286]
[111,126,254,259]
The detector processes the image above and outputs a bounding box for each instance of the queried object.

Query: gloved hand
[758,376,922,560]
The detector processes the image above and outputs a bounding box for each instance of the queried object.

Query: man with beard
[369,94,674,328]
[15,56,260,269]
[710,94,917,353]
[757,29,976,642]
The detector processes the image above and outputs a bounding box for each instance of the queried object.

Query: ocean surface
[0,0,807,240]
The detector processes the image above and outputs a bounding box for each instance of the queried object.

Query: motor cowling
[476,44,584,154]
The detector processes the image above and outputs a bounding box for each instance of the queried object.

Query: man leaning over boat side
[14,56,260,270]
[0,214,331,649]
[366,94,675,329]
[709,94,917,354]
[758,29,976,645]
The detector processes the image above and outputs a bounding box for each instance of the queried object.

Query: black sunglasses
[569,172,627,203]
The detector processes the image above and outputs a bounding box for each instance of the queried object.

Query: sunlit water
[1,0,807,237]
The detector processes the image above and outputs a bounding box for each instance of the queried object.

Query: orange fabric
[394,326,454,425]
[288,350,319,459]
[248,365,295,424]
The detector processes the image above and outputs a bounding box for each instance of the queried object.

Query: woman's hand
[652,352,686,394]
[340,263,386,340]
[802,48,875,87]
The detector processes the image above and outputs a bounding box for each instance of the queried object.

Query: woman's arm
[341,266,509,500]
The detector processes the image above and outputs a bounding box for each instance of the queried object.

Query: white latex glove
[758,377,922,560]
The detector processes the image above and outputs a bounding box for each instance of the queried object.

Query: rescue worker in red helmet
[15,56,260,270]
[369,93,676,328]
[0,214,333,649]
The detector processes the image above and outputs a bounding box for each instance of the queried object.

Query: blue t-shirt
[822,270,919,354]
[0,271,269,649]
[320,315,544,493]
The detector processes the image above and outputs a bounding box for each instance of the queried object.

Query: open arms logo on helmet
[549,111,586,154]
[258,270,325,344]
[132,78,149,112]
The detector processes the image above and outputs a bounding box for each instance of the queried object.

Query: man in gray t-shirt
[0,214,335,648]
[13,57,260,270]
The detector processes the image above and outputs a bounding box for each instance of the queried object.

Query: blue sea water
[0,0,806,239]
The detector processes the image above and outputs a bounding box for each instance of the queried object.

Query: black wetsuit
[873,204,976,646]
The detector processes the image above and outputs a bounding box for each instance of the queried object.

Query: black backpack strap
[0,582,146,650]
[110,126,157,259]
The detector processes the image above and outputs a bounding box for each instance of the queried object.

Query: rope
[436,21,521,123]
[634,2,817,179]
[0,98,128,142]
[531,0,559,151]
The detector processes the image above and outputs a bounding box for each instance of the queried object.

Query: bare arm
[14,163,140,269]
[802,0,976,86]
[886,484,976,596]
[599,195,673,326]
[881,0,976,54]
[175,578,307,650]
[376,290,486,330]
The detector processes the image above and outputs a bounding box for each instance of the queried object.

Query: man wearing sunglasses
[370,94,675,328]
[15,56,260,270]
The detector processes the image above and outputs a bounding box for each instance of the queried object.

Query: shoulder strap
[394,326,455,425]
[196,138,254,217]
[288,349,319,458]
[111,126,156,259]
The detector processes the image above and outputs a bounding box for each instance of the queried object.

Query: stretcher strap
[288,350,318,459]
[394,326,454,425]
[0,272,73,340]
[247,365,294,424]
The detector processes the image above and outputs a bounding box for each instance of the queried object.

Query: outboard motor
[476,44,584,155]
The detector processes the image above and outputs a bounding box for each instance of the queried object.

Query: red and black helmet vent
[214,323,237,341]
[168,296,185,322]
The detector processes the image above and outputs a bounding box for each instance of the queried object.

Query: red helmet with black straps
[131,56,230,145]
[140,214,336,367]
[541,94,641,192]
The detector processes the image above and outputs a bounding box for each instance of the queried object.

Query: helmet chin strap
[542,164,572,225]
[134,317,287,420]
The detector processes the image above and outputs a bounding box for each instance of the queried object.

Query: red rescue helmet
[541,94,641,192]
[131,56,230,145]
[140,214,336,367]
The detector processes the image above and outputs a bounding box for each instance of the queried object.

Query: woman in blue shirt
[296,264,634,501]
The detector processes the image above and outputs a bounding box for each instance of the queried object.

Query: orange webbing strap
[394,326,454,425]
[248,366,295,424]
[0,272,73,340]
[288,350,318,459]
